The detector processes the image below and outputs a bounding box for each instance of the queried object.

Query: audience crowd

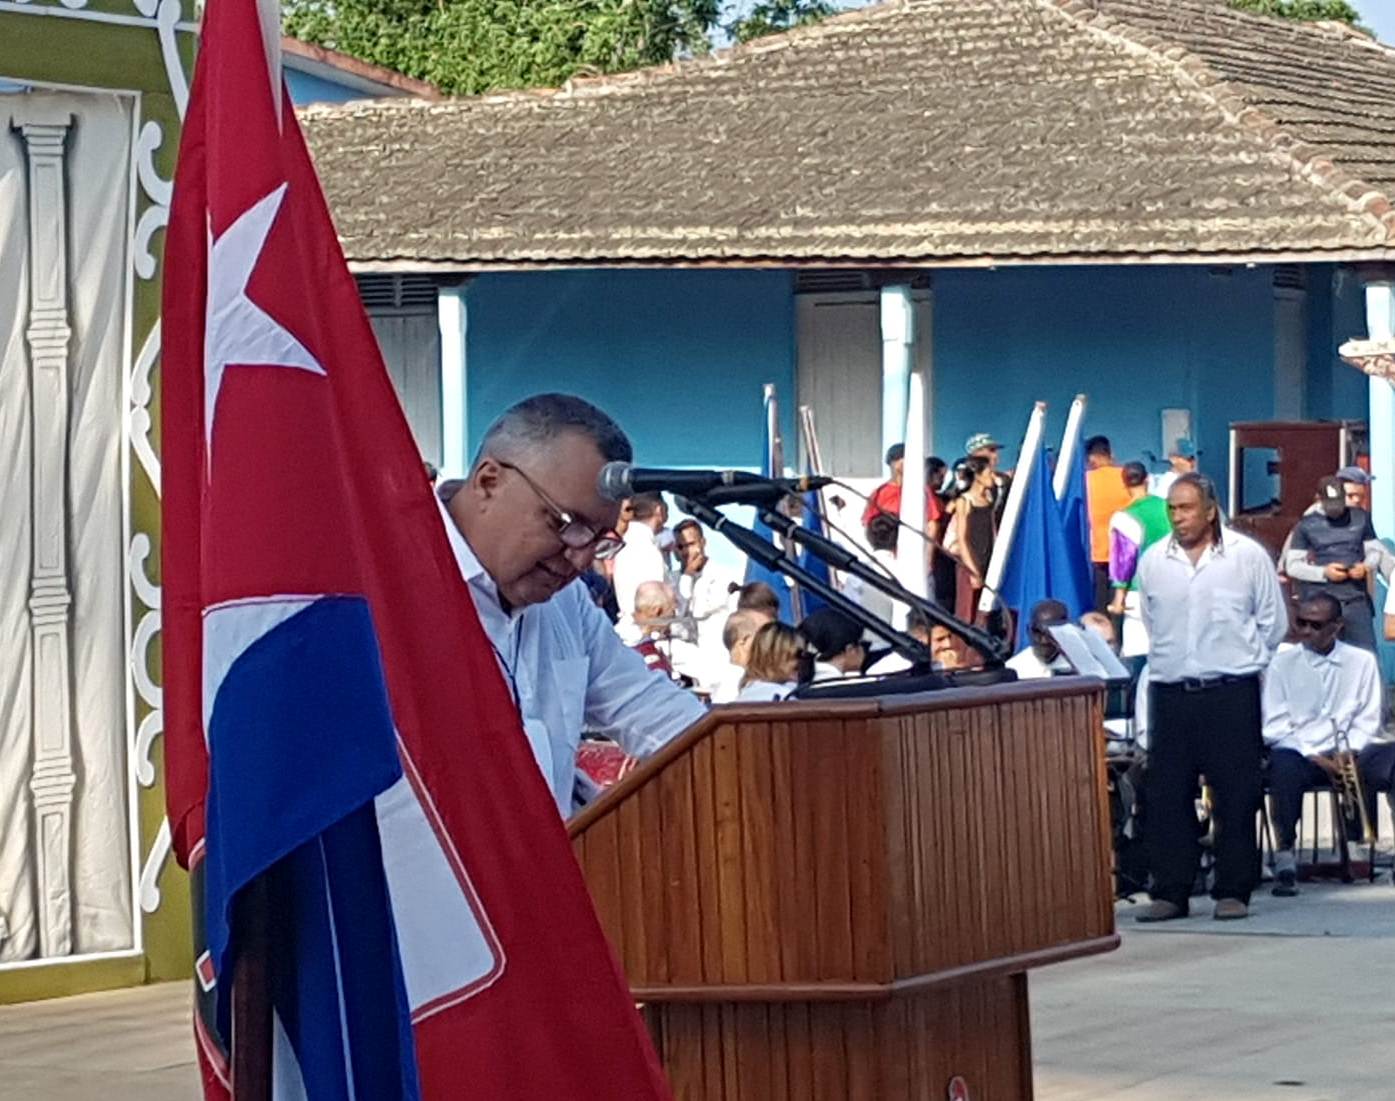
[579,429,1395,921]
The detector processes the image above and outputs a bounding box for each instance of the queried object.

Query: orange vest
[1086,465,1132,563]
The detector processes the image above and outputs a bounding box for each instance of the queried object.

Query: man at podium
[437,393,706,816]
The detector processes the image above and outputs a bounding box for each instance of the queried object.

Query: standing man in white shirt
[1262,593,1382,897]
[672,519,739,691]
[438,394,706,817]
[1135,474,1287,922]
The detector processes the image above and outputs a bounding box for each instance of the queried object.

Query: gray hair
[472,393,632,469]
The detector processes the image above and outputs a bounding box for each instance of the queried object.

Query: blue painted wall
[931,264,1340,482]
[464,269,797,467]
[459,264,1369,483]
[286,69,372,106]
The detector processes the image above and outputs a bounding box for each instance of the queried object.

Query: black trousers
[1359,742,1395,826]
[1145,676,1263,907]
[1339,594,1376,652]
[1267,748,1330,851]
[1092,562,1111,614]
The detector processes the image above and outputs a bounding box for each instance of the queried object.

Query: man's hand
[1107,593,1126,615]
[1324,563,1350,582]
[1349,562,1368,581]
[1310,753,1343,779]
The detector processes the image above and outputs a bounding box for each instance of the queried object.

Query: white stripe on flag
[202,595,320,745]
[320,837,359,1101]
[375,764,504,1019]
[272,1009,310,1101]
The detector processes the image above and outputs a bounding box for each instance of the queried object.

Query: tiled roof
[298,0,1395,269]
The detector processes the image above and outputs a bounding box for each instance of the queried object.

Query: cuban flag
[160,2,672,1097]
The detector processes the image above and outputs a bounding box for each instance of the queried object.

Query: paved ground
[1035,880,1395,1101]
[2,880,1391,1099]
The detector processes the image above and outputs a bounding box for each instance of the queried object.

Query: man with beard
[439,393,705,816]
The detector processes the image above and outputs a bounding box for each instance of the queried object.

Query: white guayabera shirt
[1136,528,1287,683]
[1262,641,1382,757]
[438,502,706,816]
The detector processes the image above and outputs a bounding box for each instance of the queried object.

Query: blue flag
[794,490,830,618]
[1000,435,1091,648]
[1055,427,1096,619]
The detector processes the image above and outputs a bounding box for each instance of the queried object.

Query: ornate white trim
[0,0,199,32]
[128,321,160,492]
[137,817,172,914]
[124,1,190,927]
[1339,337,1395,383]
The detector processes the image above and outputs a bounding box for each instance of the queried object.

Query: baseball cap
[1336,465,1373,485]
[964,432,1002,455]
[1318,476,1345,503]
[1169,438,1198,460]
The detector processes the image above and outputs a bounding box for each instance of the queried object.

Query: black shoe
[1271,869,1298,897]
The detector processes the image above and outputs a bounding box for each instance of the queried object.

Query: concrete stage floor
[2,881,1391,1099]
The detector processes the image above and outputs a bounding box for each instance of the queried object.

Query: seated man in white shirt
[1262,593,1382,897]
[1006,600,1072,680]
[438,393,706,817]
[710,608,773,704]
[612,491,671,642]
[799,607,867,682]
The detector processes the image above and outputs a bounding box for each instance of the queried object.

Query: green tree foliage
[284,0,720,95]
[284,0,839,95]
[728,0,836,44]
[1228,0,1362,24]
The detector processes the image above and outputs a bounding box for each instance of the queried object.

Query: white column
[1365,282,1395,539]
[880,285,913,460]
[14,108,77,959]
[893,367,929,628]
[437,283,467,478]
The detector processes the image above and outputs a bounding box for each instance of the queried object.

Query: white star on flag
[204,182,324,457]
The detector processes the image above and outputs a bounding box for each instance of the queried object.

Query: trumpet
[1331,724,1374,847]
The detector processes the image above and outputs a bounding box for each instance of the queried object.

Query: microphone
[597,462,831,503]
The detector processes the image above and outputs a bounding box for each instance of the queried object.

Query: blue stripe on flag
[269,805,421,1101]
[202,595,410,1090]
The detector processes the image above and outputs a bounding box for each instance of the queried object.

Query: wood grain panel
[645,979,1031,1100]
[570,678,1116,1007]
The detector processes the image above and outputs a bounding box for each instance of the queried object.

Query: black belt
[1157,672,1259,693]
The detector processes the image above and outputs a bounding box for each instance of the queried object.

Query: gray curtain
[0,89,134,961]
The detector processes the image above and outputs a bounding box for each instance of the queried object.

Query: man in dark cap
[1284,475,1383,650]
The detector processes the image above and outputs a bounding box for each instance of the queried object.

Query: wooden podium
[568,678,1118,1100]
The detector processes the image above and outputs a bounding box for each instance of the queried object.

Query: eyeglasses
[493,459,624,561]
[1295,616,1337,631]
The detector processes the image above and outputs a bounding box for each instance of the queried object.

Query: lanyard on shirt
[486,617,525,724]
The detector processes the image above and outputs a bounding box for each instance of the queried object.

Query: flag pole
[231,875,273,1100]
[765,384,805,621]
[979,402,1047,615]
[1053,394,1088,500]
[230,5,281,1095]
